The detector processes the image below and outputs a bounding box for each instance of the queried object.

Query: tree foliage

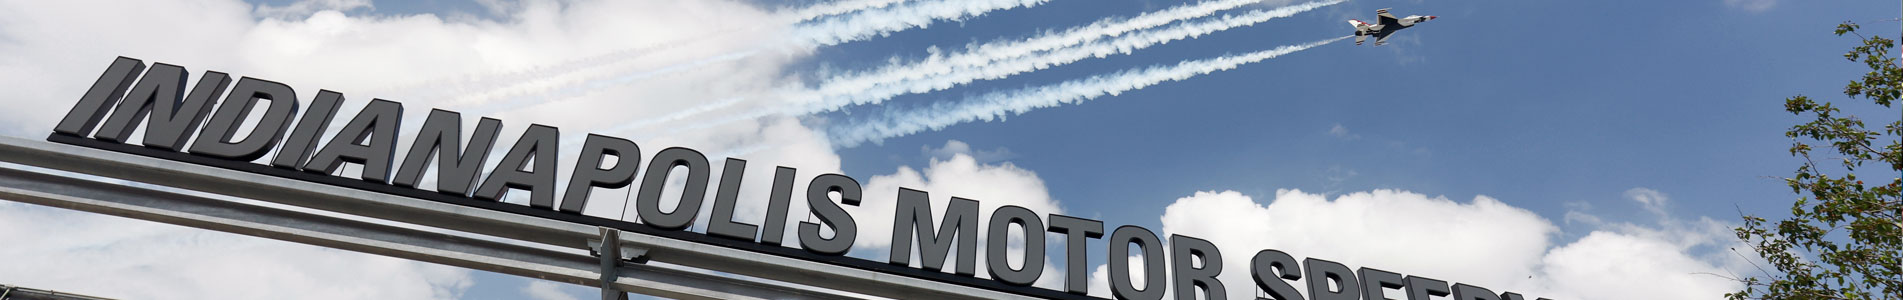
[1730,22,1903,300]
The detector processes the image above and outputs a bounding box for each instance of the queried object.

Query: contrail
[826,36,1349,147]
[607,0,1338,135]
[412,25,765,109]
[792,0,1051,47]
[460,0,1052,115]
[786,0,912,22]
[794,0,1344,114]
[362,21,765,109]
[802,0,1289,105]
[464,51,760,116]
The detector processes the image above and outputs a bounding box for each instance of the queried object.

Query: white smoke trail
[791,0,1051,47]
[460,0,1052,115]
[602,0,1338,136]
[786,0,912,22]
[392,23,767,109]
[794,0,1343,113]
[464,51,759,116]
[826,36,1348,147]
[800,0,1288,107]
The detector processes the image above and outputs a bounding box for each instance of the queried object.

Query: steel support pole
[598,227,623,300]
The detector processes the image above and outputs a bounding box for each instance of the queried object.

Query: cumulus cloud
[853,151,1063,250]
[1078,188,1749,300]
[1540,231,1740,299]
[848,143,1068,289]
[1146,190,1555,299]
[522,281,584,300]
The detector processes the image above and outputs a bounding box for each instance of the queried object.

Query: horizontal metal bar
[0,136,1068,300]
[0,284,117,300]
[0,166,859,300]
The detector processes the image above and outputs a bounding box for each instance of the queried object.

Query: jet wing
[1373,28,1395,45]
[1377,11,1400,27]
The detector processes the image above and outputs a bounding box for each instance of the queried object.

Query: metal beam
[0,284,117,300]
[0,166,858,300]
[0,136,1063,300]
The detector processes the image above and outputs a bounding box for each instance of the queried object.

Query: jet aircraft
[1349,8,1436,46]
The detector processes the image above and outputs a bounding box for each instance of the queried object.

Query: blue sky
[821,0,1883,225]
[2,0,1899,299]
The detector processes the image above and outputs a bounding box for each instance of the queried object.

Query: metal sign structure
[0,137,1022,300]
[5,57,1556,300]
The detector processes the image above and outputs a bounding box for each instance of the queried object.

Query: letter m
[887,188,981,276]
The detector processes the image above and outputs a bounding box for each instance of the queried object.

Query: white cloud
[850,142,1068,290]
[1626,187,1670,216]
[922,140,1015,164]
[1156,190,1556,299]
[853,151,1064,251]
[1723,0,1775,12]
[1079,188,1751,300]
[1326,123,1359,140]
[523,281,584,300]
[1540,231,1740,300]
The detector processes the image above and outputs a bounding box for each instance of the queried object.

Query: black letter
[556,134,639,212]
[1109,225,1166,300]
[634,147,711,231]
[887,188,978,276]
[474,124,559,204]
[1048,214,1104,295]
[706,158,759,241]
[55,57,146,137]
[1251,250,1305,300]
[304,99,402,183]
[271,90,344,169]
[1499,292,1552,300]
[1452,283,1501,300]
[1171,234,1226,300]
[1358,267,1404,300]
[1304,258,1359,300]
[799,174,860,256]
[93,63,187,143]
[95,64,230,152]
[190,77,299,161]
[758,167,798,246]
[1405,276,1451,300]
[986,205,1045,286]
[392,110,502,196]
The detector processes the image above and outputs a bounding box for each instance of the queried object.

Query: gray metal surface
[0,285,117,300]
[0,136,1040,300]
[0,165,855,300]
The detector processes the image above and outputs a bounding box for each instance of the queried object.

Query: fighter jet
[1349,8,1436,46]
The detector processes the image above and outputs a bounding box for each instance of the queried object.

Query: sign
[49,57,1551,300]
